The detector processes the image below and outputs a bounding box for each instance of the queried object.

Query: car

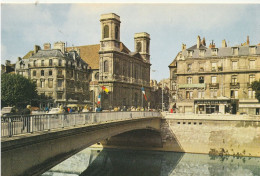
[48,108,64,114]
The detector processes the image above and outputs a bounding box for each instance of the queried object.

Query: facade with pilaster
[169,36,260,115]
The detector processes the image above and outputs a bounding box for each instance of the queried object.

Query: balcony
[57,75,64,79]
[178,83,206,89]
[56,87,64,92]
[230,82,240,89]
[209,83,219,89]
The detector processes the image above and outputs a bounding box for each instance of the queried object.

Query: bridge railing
[1,111,161,137]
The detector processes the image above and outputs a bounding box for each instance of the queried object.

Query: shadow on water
[80,149,184,176]
[42,148,260,176]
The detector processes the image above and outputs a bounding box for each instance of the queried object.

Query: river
[42,148,260,176]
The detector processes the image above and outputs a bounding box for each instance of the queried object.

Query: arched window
[95,72,99,80]
[104,61,109,72]
[104,25,109,38]
[136,42,142,52]
[115,26,119,40]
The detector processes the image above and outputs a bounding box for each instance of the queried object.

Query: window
[41,60,44,66]
[49,59,53,66]
[232,47,238,55]
[41,70,44,76]
[232,61,238,70]
[211,62,217,71]
[249,46,256,55]
[249,75,255,84]
[147,41,149,53]
[249,60,255,69]
[210,90,217,98]
[115,26,119,40]
[231,90,238,98]
[40,80,45,88]
[33,71,36,76]
[231,75,238,84]
[188,51,193,57]
[199,49,205,57]
[211,48,218,56]
[104,25,109,38]
[248,90,255,99]
[186,91,193,99]
[57,93,63,99]
[95,72,99,80]
[211,76,217,83]
[198,91,205,98]
[33,80,37,85]
[104,60,109,72]
[58,59,62,66]
[33,60,36,67]
[71,70,74,77]
[58,69,62,75]
[199,76,204,83]
[136,42,142,52]
[187,64,192,72]
[49,70,52,76]
[48,79,53,88]
[199,63,204,72]
[58,80,63,87]
[187,77,192,84]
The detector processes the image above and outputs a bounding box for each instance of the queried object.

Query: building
[1,60,15,74]
[67,13,152,110]
[169,36,260,115]
[16,42,90,108]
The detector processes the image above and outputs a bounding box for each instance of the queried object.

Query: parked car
[1,107,18,117]
[48,108,64,114]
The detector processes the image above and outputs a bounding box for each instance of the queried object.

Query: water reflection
[42,148,260,176]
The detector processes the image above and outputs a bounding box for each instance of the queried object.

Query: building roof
[187,44,207,50]
[182,45,260,58]
[23,51,34,59]
[67,44,100,70]
[30,49,64,58]
[66,42,132,70]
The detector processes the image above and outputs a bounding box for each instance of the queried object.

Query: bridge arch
[2,116,161,176]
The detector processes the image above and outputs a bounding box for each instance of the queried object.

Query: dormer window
[211,48,218,56]
[188,51,193,57]
[232,47,239,55]
[199,49,205,57]
[249,46,256,55]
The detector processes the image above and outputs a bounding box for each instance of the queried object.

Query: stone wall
[162,114,260,157]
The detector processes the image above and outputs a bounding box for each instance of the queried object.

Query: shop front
[194,98,238,114]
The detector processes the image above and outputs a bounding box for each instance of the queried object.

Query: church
[68,13,152,109]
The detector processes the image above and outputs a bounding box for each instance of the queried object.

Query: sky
[1,3,260,81]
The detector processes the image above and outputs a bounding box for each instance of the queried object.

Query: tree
[252,80,260,102]
[1,73,38,108]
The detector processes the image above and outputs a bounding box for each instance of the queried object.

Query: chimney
[17,57,22,61]
[197,35,201,49]
[34,45,41,54]
[247,36,250,45]
[209,40,215,48]
[182,43,186,51]
[43,43,51,50]
[202,37,206,46]
[53,41,65,53]
[222,39,227,48]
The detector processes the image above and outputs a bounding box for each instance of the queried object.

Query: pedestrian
[45,106,49,113]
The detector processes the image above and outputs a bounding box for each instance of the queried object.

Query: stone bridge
[2,112,260,176]
[1,112,162,176]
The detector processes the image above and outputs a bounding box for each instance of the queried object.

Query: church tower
[134,32,150,63]
[100,13,121,52]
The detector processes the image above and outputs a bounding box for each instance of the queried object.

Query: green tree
[1,73,38,108]
[252,80,260,102]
